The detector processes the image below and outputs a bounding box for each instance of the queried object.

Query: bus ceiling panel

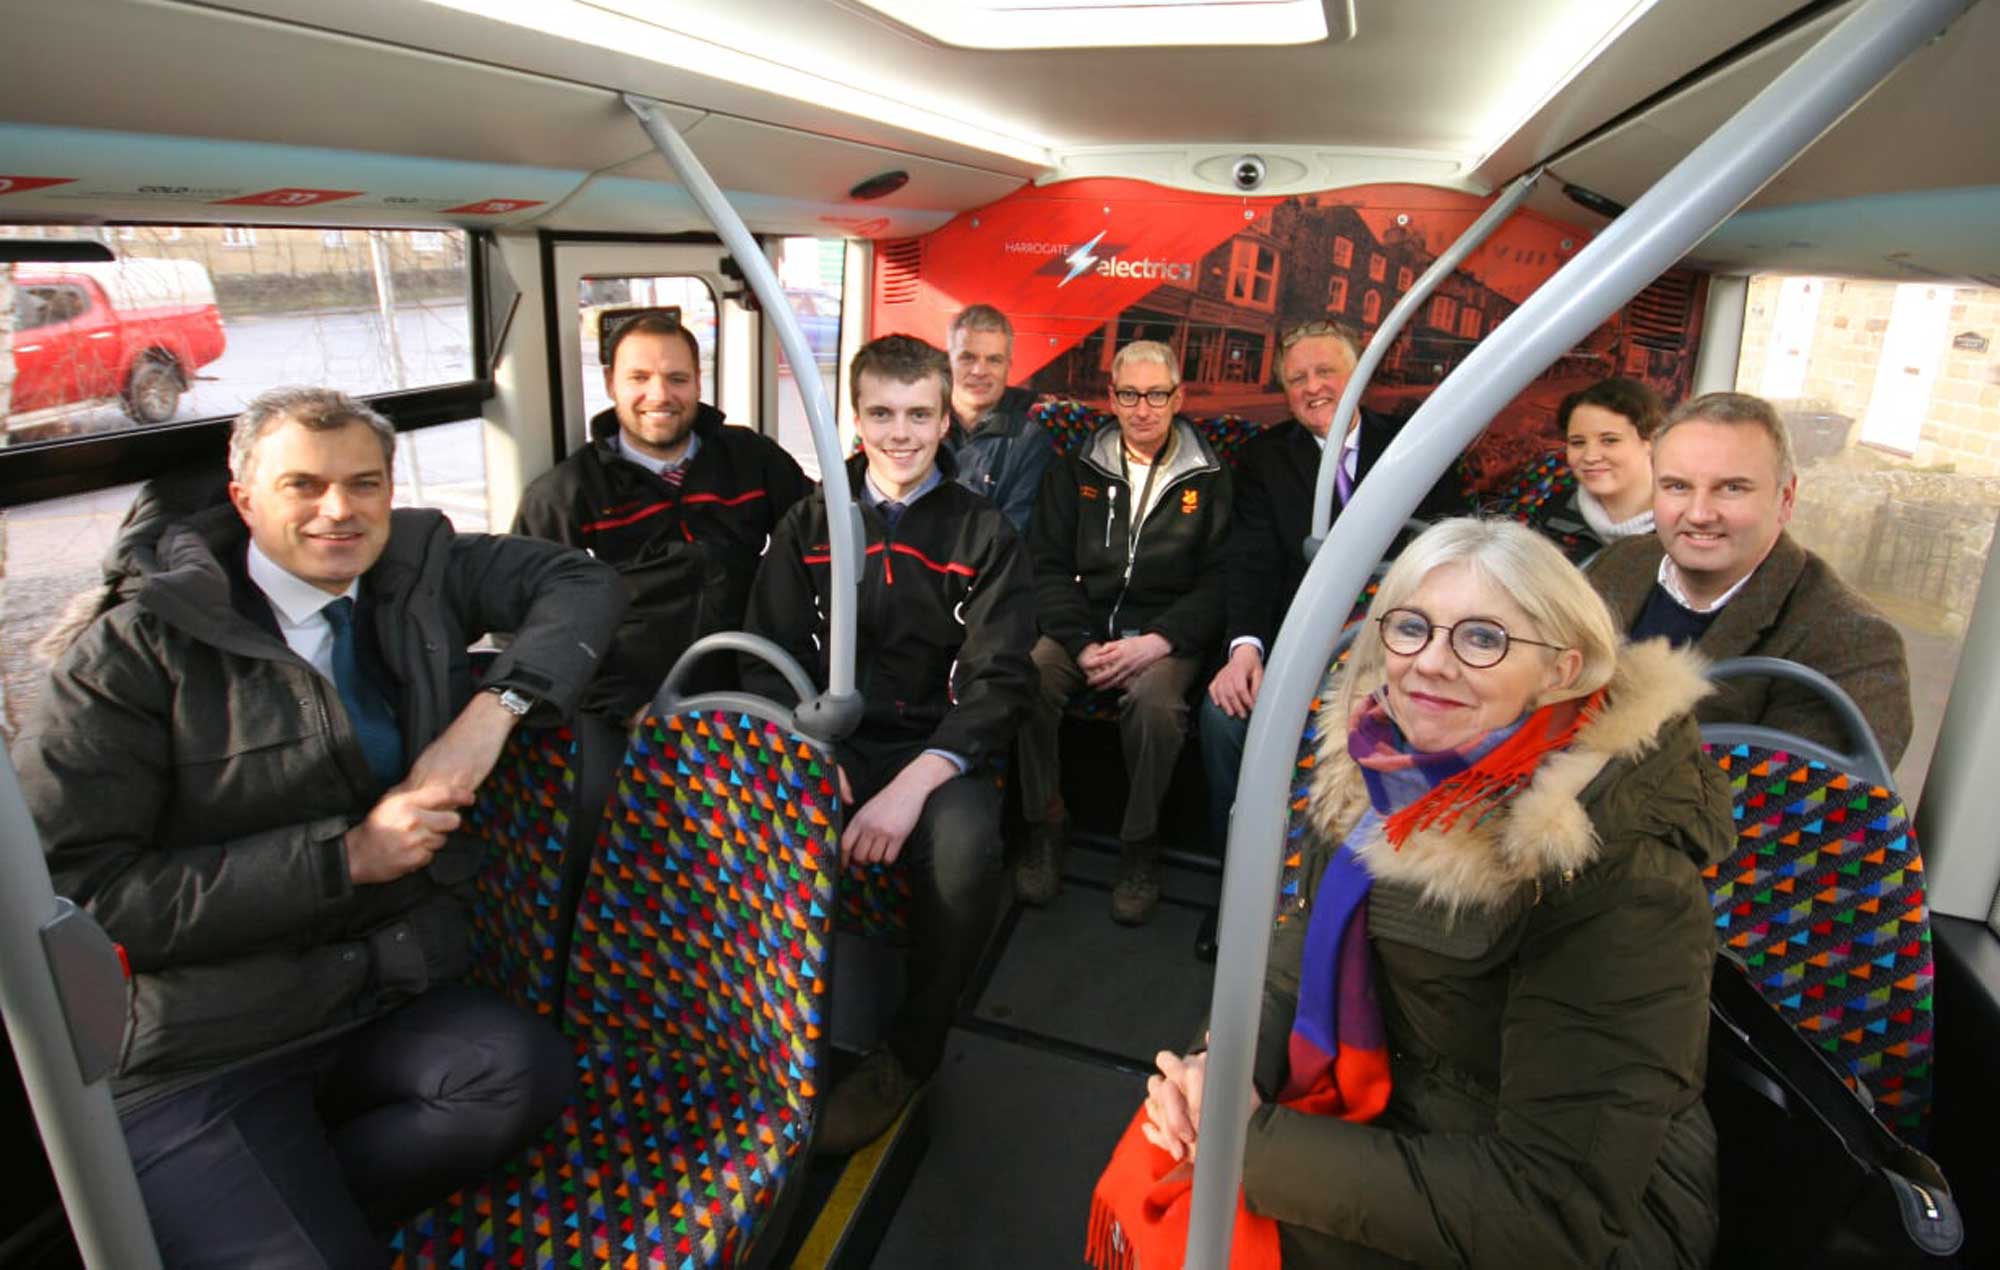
[160,0,1797,187]
[1688,187,2000,286]
[539,176,958,241]
[1544,0,2000,234]
[1471,0,1805,188]
[167,0,1052,179]
[0,123,596,231]
[611,115,1027,218]
[0,0,699,176]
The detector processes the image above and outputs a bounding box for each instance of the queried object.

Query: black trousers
[120,984,573,1270]
[844,741,1004,1078]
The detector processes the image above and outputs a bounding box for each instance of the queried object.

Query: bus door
[548,242,743,459]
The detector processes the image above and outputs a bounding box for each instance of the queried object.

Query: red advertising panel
[440,198,546,215]
[212,188,363,207]
[0,176,77,197]
[876,178,1705,493]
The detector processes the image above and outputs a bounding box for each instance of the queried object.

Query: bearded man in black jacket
[515,311,811,719]
[743,335,1035,1155]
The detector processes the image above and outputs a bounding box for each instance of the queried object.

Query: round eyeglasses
[1376,608,1567,669]
[1111,386,1178,408]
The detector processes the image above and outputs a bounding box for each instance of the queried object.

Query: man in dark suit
[1198,320,1453,858]
[1588,390,1912,766]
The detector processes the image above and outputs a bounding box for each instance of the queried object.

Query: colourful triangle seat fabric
[392,708,839,1269]
[462,724,578,1018]
[1701,743,1935,1138]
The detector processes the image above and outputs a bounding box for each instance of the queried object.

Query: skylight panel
[847,0,1345,50]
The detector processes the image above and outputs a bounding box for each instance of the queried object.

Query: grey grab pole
[1185,0,1976,1264]
[1306,167,1543,552]
[624,94,864,735]
[1914,513,2000,918]
[0,755,161,1269]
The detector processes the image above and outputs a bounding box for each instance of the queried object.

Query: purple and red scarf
[1086,688,1602,1270]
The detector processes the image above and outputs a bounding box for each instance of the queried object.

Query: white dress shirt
[245,542,358,684]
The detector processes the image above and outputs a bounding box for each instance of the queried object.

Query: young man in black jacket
[743,335,1035,1154]
[514,312,811,719]
[1018,339,1232,924]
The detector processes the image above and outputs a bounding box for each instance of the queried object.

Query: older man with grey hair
[1019,340,1232,924]
[12,386,625,1269]
[946,303,1052,533]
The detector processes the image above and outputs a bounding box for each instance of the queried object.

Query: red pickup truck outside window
[8,259,226,426]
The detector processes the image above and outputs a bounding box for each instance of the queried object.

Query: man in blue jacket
[946,303,1053,534]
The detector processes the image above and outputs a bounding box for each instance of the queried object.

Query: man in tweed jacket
[1587,391,1912,767]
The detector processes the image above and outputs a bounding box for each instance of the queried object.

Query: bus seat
[839,859,915,943]
[392,705,839,1270]
[1479,448,1602,563]
[1700,739,1935,1141]
[459,723,579,1018]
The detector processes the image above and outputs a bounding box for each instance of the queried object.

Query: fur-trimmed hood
[1309,638,1732,913]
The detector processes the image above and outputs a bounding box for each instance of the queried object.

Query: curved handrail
[653,632,821,730]
[1187,1,1977,1264]
[1305,167,1542,555]
[624,94,864,740]
[1701,656,1896,788]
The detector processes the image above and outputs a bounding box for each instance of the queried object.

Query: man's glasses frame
[1375,607,1568,669]
[1111,385,1180,408]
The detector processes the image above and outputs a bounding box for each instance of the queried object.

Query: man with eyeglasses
[1019,339,1233,924]
[1198,320,1460,881]
[947,303,1053,534]
[515,310,813,720]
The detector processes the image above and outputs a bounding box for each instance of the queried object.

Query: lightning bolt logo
[1059,230,1108,287]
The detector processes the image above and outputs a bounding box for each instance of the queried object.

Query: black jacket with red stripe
[742,450,1035,777]
[514,403,812,715]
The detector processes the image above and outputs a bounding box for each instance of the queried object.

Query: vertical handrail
[1306,167,1542,551]
[624,94,864,737]
[1187,0,1975,1264]
[1914,508,2000,918]
[0,754,161,1269]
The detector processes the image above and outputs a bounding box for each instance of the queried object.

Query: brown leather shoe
[1110,837,1162,925]
[815,1049,919,1156]
[1013,820,1067,906]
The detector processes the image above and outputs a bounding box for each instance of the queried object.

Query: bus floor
[777,835,1223,1269]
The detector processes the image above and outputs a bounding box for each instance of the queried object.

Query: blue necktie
[1336,447,1357,506]
[323,597,405,790]
[880,499,908,529]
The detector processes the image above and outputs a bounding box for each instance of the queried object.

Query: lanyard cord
[1119,427,1173,555]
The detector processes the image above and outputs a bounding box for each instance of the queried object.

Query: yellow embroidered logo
[1180,488,1199,514]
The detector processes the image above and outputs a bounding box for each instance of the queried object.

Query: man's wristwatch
[485,686,535,718]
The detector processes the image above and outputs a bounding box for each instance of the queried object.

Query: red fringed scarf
[1380,687,1606,847]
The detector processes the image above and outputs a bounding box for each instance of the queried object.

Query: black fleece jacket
[513,403,811,714]
[740,450,1035,776]
[1028,417,1232,660]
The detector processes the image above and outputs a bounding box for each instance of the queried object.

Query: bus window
[1735,275,2000,804]
[0,225,474,445]
[771,236,843,479]
[576,274,719,424]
